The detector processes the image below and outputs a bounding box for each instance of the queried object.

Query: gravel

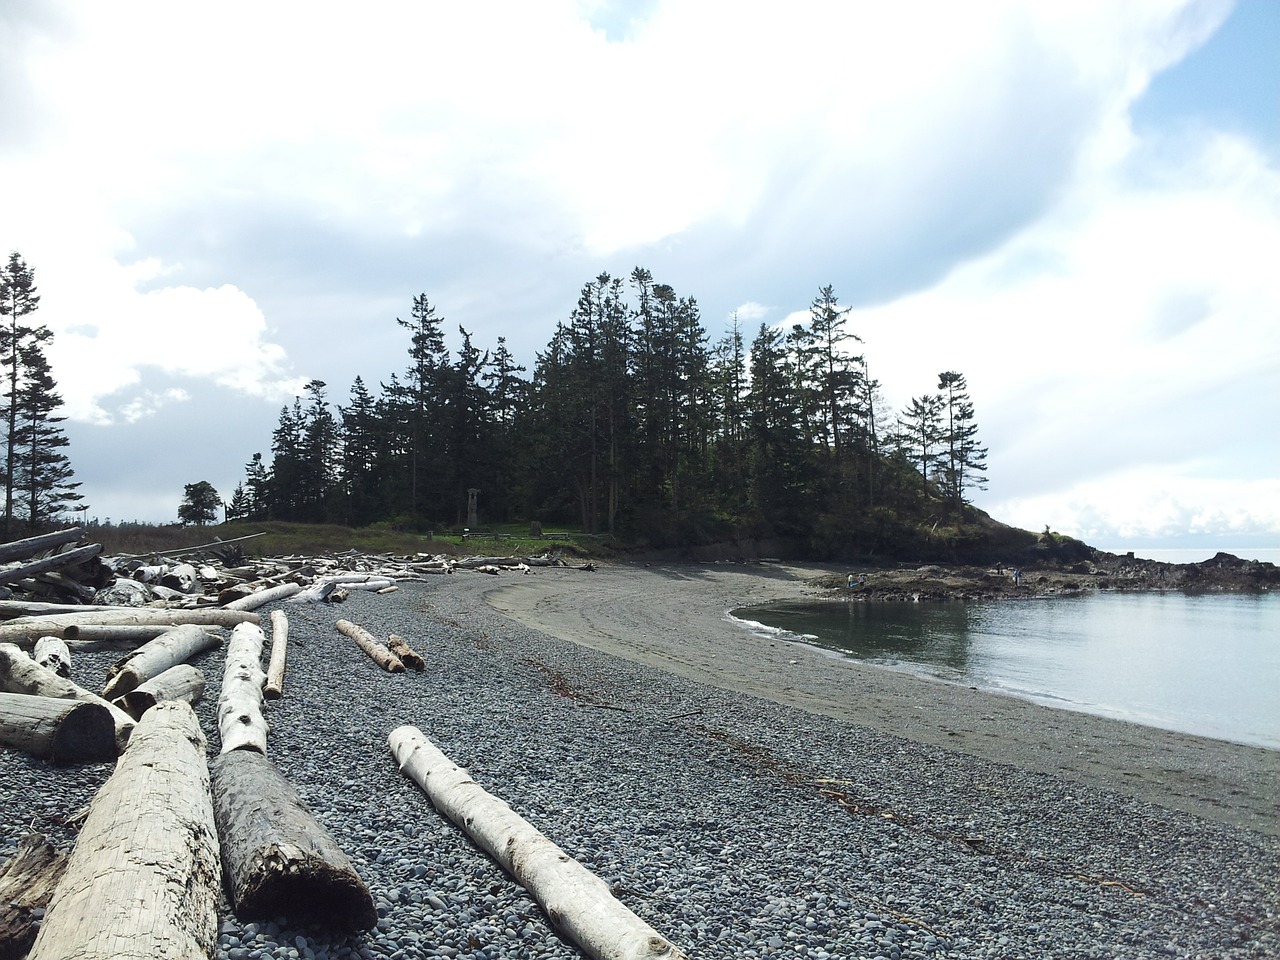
[2,575,1277,959]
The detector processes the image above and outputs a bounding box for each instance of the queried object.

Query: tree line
[0,252,80,537]
[220,269,988,554]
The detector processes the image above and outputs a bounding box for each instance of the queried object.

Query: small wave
[724,611,819,643]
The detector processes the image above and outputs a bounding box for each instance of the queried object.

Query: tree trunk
[25,701,221,960]
[264,610,288,700]
[0,543,103,586]
[388,726,690,960]
[222,581,303,611]
[218,622,268,754]
[100,623,222,701]
[210,749,377,930]
[32,635,71,677]
[60,624,182,647]
[336,619,403,672]
[0,833,67,960]
[0,527,83,565]
[1,607,260,648]
[386,633,425,671]
[0,643,134,752]
[0,692,116,764]
[119,663,205,720]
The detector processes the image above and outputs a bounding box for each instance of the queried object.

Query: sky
[1,0,1277,555]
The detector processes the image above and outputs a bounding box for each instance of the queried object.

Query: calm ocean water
[731,592,1280,749]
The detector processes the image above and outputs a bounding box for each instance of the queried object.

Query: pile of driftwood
[0,527,682,960]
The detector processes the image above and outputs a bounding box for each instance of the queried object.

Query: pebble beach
[2,561,1277,959]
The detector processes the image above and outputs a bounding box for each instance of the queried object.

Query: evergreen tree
[0,252,48,535]
[936,371,988,512]
[896,393,945,493]
[242,453,270,520]
[13,341,81,529]
[178,481,221,525]
[339,376,381,525]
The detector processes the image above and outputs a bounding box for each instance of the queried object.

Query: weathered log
[0,833,67,960]
[218,622,268,754]
[386,633,425,671]
[158,562,200,594]
[0,528,83,565]
[62,623,187,645]
[222,581,304,611]
[287,581,349,604]
[32,636,71,677]
[0,643,134,752]
[389,726,689,960]
[336,619,403,673]
[119,663,205,720]
[26,701,221,960]
[0,692,116,763]
[0,599,123,620]
[264,610,288,700]
[0,543,103,586]
[1,607,260,648]
[210,748,376,930]
[101,623,222,701]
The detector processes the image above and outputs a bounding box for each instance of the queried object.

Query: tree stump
[26,701,221,960]
[387,633,425,671]
[210,749,376,930]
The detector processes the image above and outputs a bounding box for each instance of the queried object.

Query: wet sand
[485,560,1279,836]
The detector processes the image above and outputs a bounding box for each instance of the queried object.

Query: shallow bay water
[732,591,1280,749]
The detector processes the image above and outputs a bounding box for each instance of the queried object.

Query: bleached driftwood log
[0,692,116,764]
[210,748,377,930]
[61,624,181,647]
[0,833,67,960]
[157,562,200,594]
[0,643,134,752]
[389,726,690,960]
[336,619,403,673]
[25,701,221,960]
[264,610,288,700]
[386,633,425,671]
[119,663,205,720]
[0,599,121,620]
[287,581,348,604]
[100,623,222,701]
[32,636,71,677]
[0,607,259,648]
[222,581,303,611]
[218,622,268,754]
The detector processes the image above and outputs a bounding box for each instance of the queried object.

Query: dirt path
[485,560,1280,836]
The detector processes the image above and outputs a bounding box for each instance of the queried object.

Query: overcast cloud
[1,0,1276,552]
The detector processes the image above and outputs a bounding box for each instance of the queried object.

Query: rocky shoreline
[804,551,1280,603]
[2,566,1277,959]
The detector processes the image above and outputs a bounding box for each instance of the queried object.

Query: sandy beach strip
[485,560,1279,836]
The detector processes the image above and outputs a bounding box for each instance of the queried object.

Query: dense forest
[223,269,990,558]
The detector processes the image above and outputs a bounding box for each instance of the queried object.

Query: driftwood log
[264,610,289,700]
[26,701,221,960]
[218,622,268,754]
[0,528,84,566]
[61,624,182,647]
[386,633,425,671]
[100,623,222,701]
[32,636,71,677]
[0,692,116,764]
[119,663,205,720]
[0,643,135,752]
[0,833,68,960]
[210,749,377,930]
[389,726,689,960]
[1,607,260,649]
[0,543,103,586]
[336,619,403,672]
[222,581,303,611]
